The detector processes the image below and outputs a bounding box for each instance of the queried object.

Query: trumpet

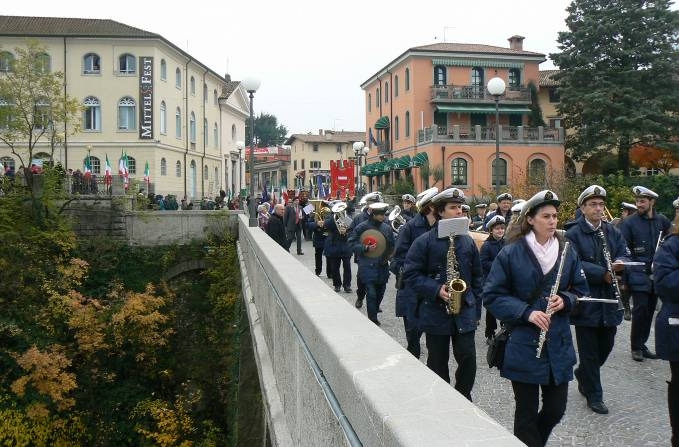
[388,205,407,234]
[332,202,350,235]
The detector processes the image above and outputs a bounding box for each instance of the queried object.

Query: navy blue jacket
[323,217,352,258]
[483,209,512,231]
[653,234,679,362]
[349,209,370,263]
[480,236,505,280]
[349,218,395,284]
[401,208,416,222]
[566,219,629,327]
[307,220,327,249]
[483,237,589,385]
[390,213,433,317]
[403,225,483,335]
[620,212,671,292]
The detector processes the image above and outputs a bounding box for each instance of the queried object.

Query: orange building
[360,36,565,197]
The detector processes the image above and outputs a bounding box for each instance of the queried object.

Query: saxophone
[445,234,467,315]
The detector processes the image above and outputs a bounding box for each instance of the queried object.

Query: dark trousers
[365,281,386,323]
[511,379,568,447]
[403,316,422,358]
[485,308,498,339]
[425,329,476,401]
[631,291,658,351]
[574,325,616,403]
[356,270,366,301]
[670,361,679,447]
[314,247,324,275]
[329,256,351,289]
[294,224,303,253]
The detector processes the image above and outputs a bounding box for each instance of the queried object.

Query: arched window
[529,158,547,185]
[127,156,137,175]
[175,107,181,138]
[35,53,50,73]
[88,156,101,175]
[213,89,218,105]
[190,76,195,95]
[434,65,446,85]
[117,97,136,130]
[0,156,15,171]
[231,124,237,141]
[491,158,507,186]
[160,59,167,80]
[214,167,219,186]
[175,67,182,88]
[384,82,389,103]
[368,93,371,113]
[161,158,167,176]
[508,68,521,88]
[203,118,208,145]
[451,158,468,186]
[213,123,219,148]
[204,164,209,180]
[394,75,399,97]
[405,111,410,138]
[190,112,196,143]
[394,116,399,140]
[176,160,182,177]
[203,83,208,102]
[0,52,14,72]
[160,101,167,134]
[84,96,101,131]
[405,68,410,91]
[118,53,135,74]
[83,53,100,74]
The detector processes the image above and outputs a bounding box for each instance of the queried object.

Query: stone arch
[163,259,208,281]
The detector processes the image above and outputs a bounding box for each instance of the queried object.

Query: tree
[551,0,679,173]
[244,112,287,147]
[432,164,444,187]
[0,41,81,192]
[630,143,679,174]
[527,82,545,127]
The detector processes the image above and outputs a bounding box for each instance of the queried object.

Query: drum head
[361,229,386,258]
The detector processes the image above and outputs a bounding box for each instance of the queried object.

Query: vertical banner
[139,56,153,139]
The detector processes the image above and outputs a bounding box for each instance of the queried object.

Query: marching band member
[566,185,629,414]
[652,215,679,446]
[483,190,589,447]
[401,194,416,221]
[673,196,679,227]
[306,201,329,277]
[613,202,637,229]
[349,202,395,325]
[620,186,672,362]
[461,204,473,229]
[480,215,506,344]
[472,203,488,229]
[350,192,383,309]
[389,187,439,358]
[323,203,353,293]
[483,192,513,231]
[403,188,482,400]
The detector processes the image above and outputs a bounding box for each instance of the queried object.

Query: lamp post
[352,142,369,198]
[242,77,261,227]
[487,77,506,196]
[236,140,244,199]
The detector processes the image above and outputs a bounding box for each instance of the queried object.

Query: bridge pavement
[293,238,671,447]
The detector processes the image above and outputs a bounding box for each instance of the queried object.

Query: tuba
[445,234,467,315]
[388,205,407,234]
[332,202,350,235]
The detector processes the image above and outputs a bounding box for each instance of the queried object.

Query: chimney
[508,35,525,51]
[319,129,323,136]
[224,73,231,82]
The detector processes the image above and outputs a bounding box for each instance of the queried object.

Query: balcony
[417,124,563,145]
[431,85,531,104]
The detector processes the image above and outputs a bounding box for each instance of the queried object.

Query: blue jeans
[365,281,386,323]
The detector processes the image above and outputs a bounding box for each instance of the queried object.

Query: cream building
[0,16,248,200]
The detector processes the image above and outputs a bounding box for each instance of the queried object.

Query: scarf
[525,230,558,274]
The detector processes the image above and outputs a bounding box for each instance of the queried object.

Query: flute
[536,241,570,358]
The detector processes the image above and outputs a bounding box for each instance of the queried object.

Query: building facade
[360,36,565,196]
[0,16,248,200]
[247,146,291,194]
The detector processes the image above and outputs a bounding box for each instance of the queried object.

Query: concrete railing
[237,214,522,446]
[126,210,242,245]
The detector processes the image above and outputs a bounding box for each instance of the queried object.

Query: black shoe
[632,350,644,362]
[642,349,658,359]
[355,298,363,309]
[315,271,321,276]
[334,286,341,292]
[326,275,332,279]
[370,319,381,326]
[344,287,352,293]
[588,401,609,414]
[297,252,304,255]
[577,382,586,398]
[623,309,631,321]
[378,308,382,313]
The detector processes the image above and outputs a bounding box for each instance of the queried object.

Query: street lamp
[353,141,369,198]
[487,77,506,196]
[242,76,261,227]
[236,140,244,197]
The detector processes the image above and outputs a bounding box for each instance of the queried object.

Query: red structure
[330,160,355,198]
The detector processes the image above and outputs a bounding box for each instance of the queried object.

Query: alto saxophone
[445,234,466,315]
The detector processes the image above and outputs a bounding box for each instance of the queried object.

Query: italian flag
[83,155,92,176]
[118,151,129,189]
[143,161,150,182]
[104,154,112,178]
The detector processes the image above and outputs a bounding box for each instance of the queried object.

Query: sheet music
[303,204,315,215]
[438,217,470,239]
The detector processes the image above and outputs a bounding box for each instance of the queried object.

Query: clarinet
[597,228,624,311]
[536,241,570,358]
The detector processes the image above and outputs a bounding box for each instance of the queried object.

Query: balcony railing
[431,85,531,103]
[417,125,563,144]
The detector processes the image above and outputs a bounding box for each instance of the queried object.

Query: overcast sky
[5,1,674,135]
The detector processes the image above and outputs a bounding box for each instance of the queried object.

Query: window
[33,99,50,130]
[336,144,342,153]
[88,156,101,175]
[127,156,136,175]
[204,118,208,145]
[213,123,219,148]
[302,159,305,169]
[83,53,100,74]
[405,111,410,137]
[394,116,399,140]
[508,68,521,88]
[0,156,15,171]
[213,89,218,105]
[176,67,182,88]
[160,59,167,80]
[451,158,468,186]
[190,112,196,143]
[190,76,195,95]
[491,158,507,186]
[117,97,136,130]
[204,164,209,180]
[509,115,523,127]
[203,83,208,102]
[161,158,167,176]
[368,93,371,113]
[529,158,546,185]
[175,107,182,138]
[645,167,660,176]
[549,87,560,103]
[176,160,182,177]
[214,167,219,185]
[549,118,562,128]
[83,96,101,131]
[118,54,135,74]
[311,161,321,169]
[35,53,50,73]
[294,160,297,170]
[376,88,380,107]
[470,113,487,127]
[160,101,167,134]
[0,52,14,72]
[384,81,389,103]
[471,67,484,89]
[231,124,237,141]
[405,68,410,91]
[394,75,399,97]
[434,65,446,85]
[312,144,319,152]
